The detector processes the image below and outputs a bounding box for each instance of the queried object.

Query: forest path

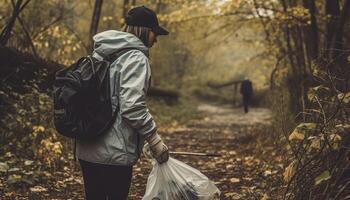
[130,103,284,199]
[16,103,283,199]
[0,103,283,200]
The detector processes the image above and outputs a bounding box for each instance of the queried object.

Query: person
[75,6,170,200]
[240,78,253,113]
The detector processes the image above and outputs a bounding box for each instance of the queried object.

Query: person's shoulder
[130,49,148,57]
[126,49,149,62]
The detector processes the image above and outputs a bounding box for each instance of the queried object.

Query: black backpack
[53,48,137,140]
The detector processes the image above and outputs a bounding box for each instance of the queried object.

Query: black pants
[243,95,251,113]
[79,159,133,200]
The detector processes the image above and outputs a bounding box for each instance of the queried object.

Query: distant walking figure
[240,79,253,113]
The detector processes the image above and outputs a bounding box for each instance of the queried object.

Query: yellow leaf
[289,130,305,141]
[309,137,321,150]
[261,193,269,200]
[283,161,296,182]
[337,92,350,104]
[329,134,342,149]
[298,123,317,130]
[289,123,316,141]
[30,186,48,193]
[315,170,331,185]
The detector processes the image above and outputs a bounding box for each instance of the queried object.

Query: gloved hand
[145,133,169,164]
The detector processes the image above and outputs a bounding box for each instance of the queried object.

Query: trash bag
[142,157,221,200]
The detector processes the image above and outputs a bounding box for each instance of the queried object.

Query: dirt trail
[130,103,283,199]
[2,103,282,199]
[196,103,272,126]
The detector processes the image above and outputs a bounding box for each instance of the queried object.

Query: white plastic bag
[142,157,221,200]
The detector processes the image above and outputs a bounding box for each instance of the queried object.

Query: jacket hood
[92,30,149,58]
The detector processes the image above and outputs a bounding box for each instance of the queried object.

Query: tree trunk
[156,0,162,13]
[302,0,319,61]
[325,0,340,52]
[123,0,130,18]
[0,0,26,46]
[89,0,103,52]
[329,0,350,59]
[343,1,350,52]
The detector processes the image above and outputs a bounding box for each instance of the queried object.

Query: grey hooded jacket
[76,30,157,166]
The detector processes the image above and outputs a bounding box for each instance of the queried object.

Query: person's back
[76,30,151,166]
[240,79,253,113]
[76,6,170,200]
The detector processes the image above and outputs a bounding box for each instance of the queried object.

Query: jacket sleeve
[119,51,157,137]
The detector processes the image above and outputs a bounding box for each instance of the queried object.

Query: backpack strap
[73,48,143,163]
[104,47,144,63]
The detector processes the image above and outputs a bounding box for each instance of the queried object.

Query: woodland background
[0,0,349,199]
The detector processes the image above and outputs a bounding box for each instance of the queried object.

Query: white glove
[145,133,169,164]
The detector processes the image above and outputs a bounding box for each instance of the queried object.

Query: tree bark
[123,0,130,18]
[343,1,350,51]
[156,0,162,13]
[325,0,340,52]
[89,0,103,52]
[270,54,286,90]
[329,0,350,59]
[302,0,319,60]
[0,0,30,46]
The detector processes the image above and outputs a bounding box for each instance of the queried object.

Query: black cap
[125,6,169,35]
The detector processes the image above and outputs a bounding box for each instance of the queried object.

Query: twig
[314,96,327,125]
[16,15,38,58]
[170,151,221,157]
[334,178,350,200]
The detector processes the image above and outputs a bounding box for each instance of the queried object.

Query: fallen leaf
[5,152,13,158]
[337,92,350,104]
[225,192,241,199]
[230,177,240,183]
[229,150,237,155]
[289,130,305,141]
[0,162,9,172]
[8,167,20,172]
[309,136,321,150]
[243,177,253,181]
[261,193,269,200]
[264,170,272,176]
[7,174,22,184]
[226,164,234,170]
[30,185,48,192]
[283,161,296,182]
[24,160,34,166]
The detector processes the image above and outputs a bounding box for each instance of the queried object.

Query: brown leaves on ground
[0,103,284,199]
[130,104,284,199]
